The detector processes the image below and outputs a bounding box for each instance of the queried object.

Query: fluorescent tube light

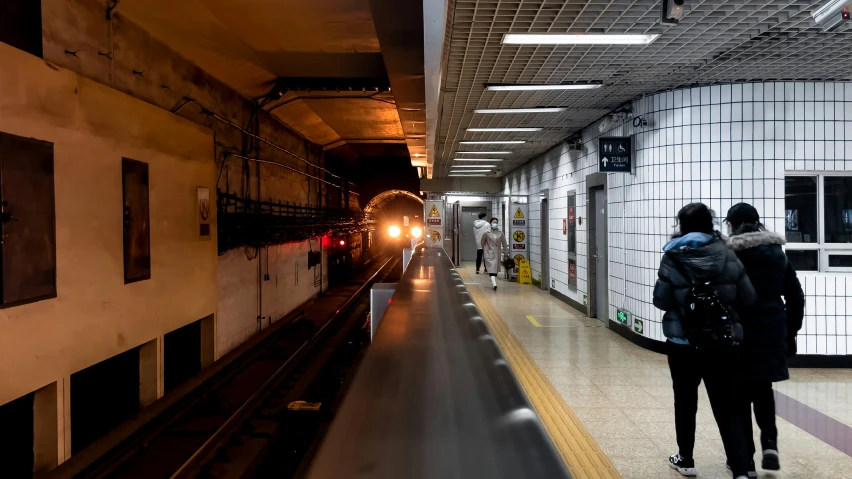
[452,165,497,168]
[486,83,602,91]
[474,108,565,114]
[449,170,490,173]
[459,141,525,145]
[502,33,660,45]
[466,127,542,132]
[453,158,504,162]
[455,151,512,155]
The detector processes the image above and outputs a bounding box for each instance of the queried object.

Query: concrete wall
[0,42,217,408]
[39,0,339,361]
[503,82,852,357]
[217,240,325,356]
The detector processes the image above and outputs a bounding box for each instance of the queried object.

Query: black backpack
[673,259,744,348]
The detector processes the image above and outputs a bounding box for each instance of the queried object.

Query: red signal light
[339,240,346,246]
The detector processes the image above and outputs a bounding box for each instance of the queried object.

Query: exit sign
[616,309,633,327]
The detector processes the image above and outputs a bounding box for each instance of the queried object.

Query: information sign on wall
[599,137,632,173]
[197,187,211,240]
[510,203,529,271]
[424,200,444,247]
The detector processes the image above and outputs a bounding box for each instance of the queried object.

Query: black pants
[668,342,750,478]
[743,381,777,456]
[476,249,487,272]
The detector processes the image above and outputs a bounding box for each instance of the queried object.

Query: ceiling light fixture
[455,151,512,155]
[459,141,526,144]
[453,158,504,162]
[474,107,565,114]
[449,170,491,174]
[502,33,660,45]
[486,83,602,91]
[452,165,497,168]
[466,127,542,132]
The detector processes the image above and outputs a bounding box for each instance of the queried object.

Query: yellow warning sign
[429,229,441,242]
[428,205,441,217]
[514,207,525,219]
[512,230,525,242]
[513,254,526,266]
[518,258,532,284]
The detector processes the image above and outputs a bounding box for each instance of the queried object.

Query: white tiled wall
[503,82,852,356]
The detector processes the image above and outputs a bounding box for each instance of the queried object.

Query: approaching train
[385,215,423,242]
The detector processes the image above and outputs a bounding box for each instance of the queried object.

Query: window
[0,0,43,58]
[0,131,56,307]
[123,159,151,283]
[785,174,852,272]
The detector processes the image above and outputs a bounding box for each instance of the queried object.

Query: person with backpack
[724,203,805,473]
[653,203,756,479]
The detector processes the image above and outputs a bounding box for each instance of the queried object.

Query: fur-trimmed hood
[725,231,786,252]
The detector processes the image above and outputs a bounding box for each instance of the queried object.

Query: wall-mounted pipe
[217,152,358,195]
[174,98,356,188]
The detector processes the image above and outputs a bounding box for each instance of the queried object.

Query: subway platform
[456,262,852,479]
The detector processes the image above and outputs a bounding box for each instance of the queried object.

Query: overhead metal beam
[367,0,428,168]
[420,177,502,194]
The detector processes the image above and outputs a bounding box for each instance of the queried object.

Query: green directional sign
[616,308,632,327]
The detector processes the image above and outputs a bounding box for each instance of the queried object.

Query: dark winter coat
[653,232,756,343]
[726,231,805,382]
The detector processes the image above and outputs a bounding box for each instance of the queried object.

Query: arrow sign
[599,137,632,173]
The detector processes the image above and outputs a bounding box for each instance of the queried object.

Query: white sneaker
[668,453,697,477]
[490,276,497,290]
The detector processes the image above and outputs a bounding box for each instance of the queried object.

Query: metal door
[540,197,549,290]
[593,188,608,322]
[461,206,487,261]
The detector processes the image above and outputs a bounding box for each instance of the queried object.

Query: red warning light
[844,11,851,20]
[339,240,346,246]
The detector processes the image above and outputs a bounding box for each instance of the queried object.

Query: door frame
[459,202,491,262]
[539,190,549,290]
[586,173,609,326]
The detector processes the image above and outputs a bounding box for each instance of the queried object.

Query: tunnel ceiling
[364,190,424,214]
[434,0,852,178]
[119,0,426,165]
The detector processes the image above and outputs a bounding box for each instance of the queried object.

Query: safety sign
[510,203,529,256]
[424,200,444,247]
[518,258,532,285]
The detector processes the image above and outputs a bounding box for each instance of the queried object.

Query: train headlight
[388,225,401,238]
[411,226,422,238]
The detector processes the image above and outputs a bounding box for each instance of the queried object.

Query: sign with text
[599,137,632,173]
[424,200,444,247]
[197,187,211,240]
[518,258,532,285]
[510,203,528,272]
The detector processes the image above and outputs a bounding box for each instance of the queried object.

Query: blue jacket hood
[662,232,715,253]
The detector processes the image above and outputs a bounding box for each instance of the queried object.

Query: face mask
[491,223,498,229]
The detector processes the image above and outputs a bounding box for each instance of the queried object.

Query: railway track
[55,255,401,479]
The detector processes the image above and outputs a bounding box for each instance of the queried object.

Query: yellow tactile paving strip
[459,269,622,479]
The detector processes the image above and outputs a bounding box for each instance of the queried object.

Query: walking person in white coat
[473,212,490,274]
[480,217,508,290]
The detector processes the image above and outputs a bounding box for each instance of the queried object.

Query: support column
[33,383,58,473]
[139,338,160,408]
[200,314,215,368]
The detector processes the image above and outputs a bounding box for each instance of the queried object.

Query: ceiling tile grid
[435,0,852,178]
